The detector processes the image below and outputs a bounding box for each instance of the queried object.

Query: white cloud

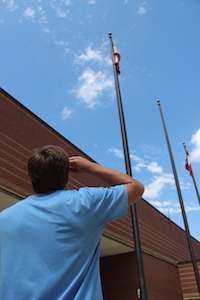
[73,42,114,109]
[159,205,200,214]
[54,39,69,53]
[144,174,174,199]
[108,148,143,164]
[107,145,200,216]
[149,198,200,215]
[23,7,36,21]
[76,47,102,63]
[3,0,18,12]
[72,43,113,109]
[37,6,42,12]
[62,0,72,5]
[133,163,147,172]
[108,148,124,159]
[185,206,200,212]
[150,200,172,208]
[88,0,96,4]
[50,1,70,18]
[163,201,172,206]
[57,8,68,17]
[130,153,141,162]
[42,27,51,33]
[74,68,113,109]
[22,4,49,25]
[133,160,163,174]
[109,147,164,174]
[108,146,176,200]
[61,107,73,119]
[74,46,111,66]
[147,162,163,173]
[108,148,142,164]
[136,2,147,15]
[190,128,200,163]
[38,6,48,24]
[149,200,164,207]
[137,6,146,14]
[50,0,72,6]
[55,40,65,46]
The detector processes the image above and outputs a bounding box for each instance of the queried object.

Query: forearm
[86,162,133,186]
[69,156,144,205]
[89,163,144,204]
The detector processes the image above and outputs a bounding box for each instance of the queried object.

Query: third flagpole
[183,142,200,206]
[108,32,148,300]
[157,99,200,295]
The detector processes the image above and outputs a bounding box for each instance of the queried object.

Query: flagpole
[108,32,148,300]
[157,100,200,295]
[183,142,200,206]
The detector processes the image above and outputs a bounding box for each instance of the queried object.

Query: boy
[0,145,144,300]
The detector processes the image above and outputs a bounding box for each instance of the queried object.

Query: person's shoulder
[0,199,25,218]
[0,194,38,214]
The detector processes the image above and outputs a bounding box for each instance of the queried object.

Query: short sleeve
[78,185,128,226]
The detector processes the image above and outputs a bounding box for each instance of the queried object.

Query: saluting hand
[69,156,95,173]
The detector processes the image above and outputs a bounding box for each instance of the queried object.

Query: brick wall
[179,261,200,299]
[101,252,183,300]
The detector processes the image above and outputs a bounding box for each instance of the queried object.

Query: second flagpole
[157,99,200,295]
[108,32,148,300]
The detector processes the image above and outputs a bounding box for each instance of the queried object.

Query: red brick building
[0,88,200,300]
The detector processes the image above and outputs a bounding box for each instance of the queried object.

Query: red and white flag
[113,46,121,75]
[185,149,194,177]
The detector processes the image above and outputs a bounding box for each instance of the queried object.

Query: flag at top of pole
[183,142,200,206]
[113,46,121,75]
[185,146,194,177]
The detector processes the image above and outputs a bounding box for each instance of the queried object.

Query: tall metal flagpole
[108,32,148,300]
[157,100,200,295]
[182,142,200,206]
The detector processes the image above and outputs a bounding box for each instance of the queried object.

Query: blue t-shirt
[0,185,127,300]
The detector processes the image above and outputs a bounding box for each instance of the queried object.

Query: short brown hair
[28,145,69,194]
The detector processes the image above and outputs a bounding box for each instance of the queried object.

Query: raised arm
[69,156,144,206]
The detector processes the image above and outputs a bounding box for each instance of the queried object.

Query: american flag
[113,46,121,75]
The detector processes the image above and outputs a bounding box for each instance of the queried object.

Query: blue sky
[1,0,200,241]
